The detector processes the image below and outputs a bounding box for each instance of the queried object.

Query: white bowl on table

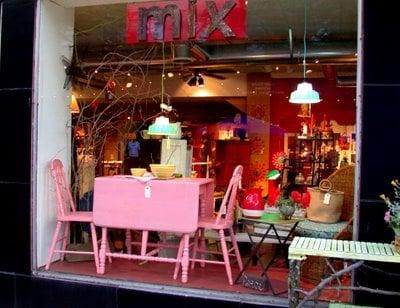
[241,209,264,219]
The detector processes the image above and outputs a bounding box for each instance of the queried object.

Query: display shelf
[285,134,337,186]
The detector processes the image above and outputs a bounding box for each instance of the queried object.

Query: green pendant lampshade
[148,116,178,136]
[289,82,321,104]
[266,169,280,180]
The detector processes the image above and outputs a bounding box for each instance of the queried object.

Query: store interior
[43,0,358,303]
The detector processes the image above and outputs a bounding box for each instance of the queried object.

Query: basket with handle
[307,179,344,223]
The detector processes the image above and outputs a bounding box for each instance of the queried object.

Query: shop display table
[288,237,400,307]
[234,216,302,294]
[93,176,214,283]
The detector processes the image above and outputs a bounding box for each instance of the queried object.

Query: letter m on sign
[126,2,183,43]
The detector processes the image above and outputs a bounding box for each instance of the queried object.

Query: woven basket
[326,165,355,221]
[307,179,344,223]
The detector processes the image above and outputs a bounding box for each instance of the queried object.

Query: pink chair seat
[197,217,231,230]
[61,211,94,222]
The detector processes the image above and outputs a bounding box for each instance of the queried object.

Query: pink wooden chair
[187,165,244,285]
[45,159,100,271]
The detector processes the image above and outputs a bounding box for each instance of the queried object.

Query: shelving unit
[286,134,337,186]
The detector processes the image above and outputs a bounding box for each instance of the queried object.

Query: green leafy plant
[380,179,400,232]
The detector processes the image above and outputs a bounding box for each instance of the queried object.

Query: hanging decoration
[272,151,288,170]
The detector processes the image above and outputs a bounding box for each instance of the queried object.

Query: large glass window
[33,0,358,304]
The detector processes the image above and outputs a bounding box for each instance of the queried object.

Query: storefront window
[33,0,358,304]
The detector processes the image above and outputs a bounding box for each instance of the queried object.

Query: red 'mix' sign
[126,0,247,43]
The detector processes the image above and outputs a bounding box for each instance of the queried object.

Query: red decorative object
[107,80,117,90]
[242,188,264,211]
[272,151,287,170]
[339,134,350,150]
[290,189,311,208]
[126,0,247,43]
[90,99,99,110]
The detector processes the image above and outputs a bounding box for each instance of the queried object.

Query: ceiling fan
[181,68,236,86]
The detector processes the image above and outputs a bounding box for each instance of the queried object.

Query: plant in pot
[276,189,297,220]
[380,179,400,252]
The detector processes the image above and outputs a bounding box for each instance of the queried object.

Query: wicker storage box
[307,179,344,223]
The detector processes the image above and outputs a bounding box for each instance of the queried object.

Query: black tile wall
[0,182,30,274]
[0,89,31,183]
[15,275,117,308]
[0,0,35,89]
[117,288,268,308]
[0,273,15,308]
[360,86,400,200]
[363,1,400,85]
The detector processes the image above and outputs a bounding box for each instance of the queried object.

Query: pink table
[93,176,214,282]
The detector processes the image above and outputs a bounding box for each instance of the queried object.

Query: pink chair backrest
[50,159,76,218]
[215,165,243,225]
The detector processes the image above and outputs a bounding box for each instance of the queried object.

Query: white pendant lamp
[289,0,321,104]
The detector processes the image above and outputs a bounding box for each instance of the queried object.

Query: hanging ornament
[90,99,99,110]
[272,151,288,170]
[107,79,117,90]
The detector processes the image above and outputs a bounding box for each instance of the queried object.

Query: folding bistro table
[234,216,302,294]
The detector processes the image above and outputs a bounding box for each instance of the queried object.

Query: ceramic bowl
[150,164,176,178]
[130,168,146,176]
[241,209,264,219]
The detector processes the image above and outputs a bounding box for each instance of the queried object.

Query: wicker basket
[326,165,355,221]
[307,179,344,223]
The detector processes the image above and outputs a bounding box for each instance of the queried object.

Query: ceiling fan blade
[202,72,226,80]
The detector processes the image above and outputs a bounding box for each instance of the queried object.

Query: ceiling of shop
[70,0,357,85]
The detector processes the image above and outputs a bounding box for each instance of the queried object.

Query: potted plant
[276,189,297,220]
[380,179,400,252]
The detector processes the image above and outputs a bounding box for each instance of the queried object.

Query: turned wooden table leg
[288,259,301,308]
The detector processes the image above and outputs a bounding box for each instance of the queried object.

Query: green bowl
[260,212,281,221]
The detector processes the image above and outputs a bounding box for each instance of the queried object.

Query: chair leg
[98,227,108,274]
[173,236,185,280]
[219,229,233,285]
[191,229,200,270]
[200,228,206,268]
[90,222,100,273]
[141,231,149,256]
[60,222,70,261]
[106,239,112,264]
[45,221,63,270]
[229,227,243,271]
[125,229,131,254]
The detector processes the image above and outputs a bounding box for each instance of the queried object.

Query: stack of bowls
[150,164,176,178]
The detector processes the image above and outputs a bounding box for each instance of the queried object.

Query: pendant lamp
[289,0,321,104]
[147,42,178,136]
[148,116,178,136]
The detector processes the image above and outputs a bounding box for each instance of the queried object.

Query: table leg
[234,223,273,284]
[181,234,190,283]
[288,259,301,308]
[99,227,108,274]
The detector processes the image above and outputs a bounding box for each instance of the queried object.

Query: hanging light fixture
[289,0,321,104]
[70,94,80,114]
[148,42,178,136]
